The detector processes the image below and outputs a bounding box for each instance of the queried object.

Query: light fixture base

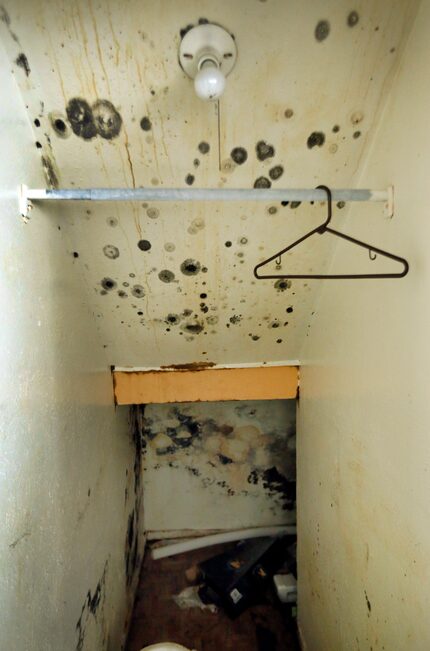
[179,24,237,79]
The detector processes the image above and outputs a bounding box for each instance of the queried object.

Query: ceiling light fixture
[179,23,237,101]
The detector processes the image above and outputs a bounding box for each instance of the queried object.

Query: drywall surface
[297,3,430,649]
[0,0,418,366]
[0,42,144,651]
[141,400,296,532]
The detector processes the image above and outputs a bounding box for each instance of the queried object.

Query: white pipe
[151,525,296,560]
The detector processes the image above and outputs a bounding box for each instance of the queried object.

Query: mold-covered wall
[297,3,430,648]
[0,0,419,367]
[140,400,296,533]
[0,40,144,651]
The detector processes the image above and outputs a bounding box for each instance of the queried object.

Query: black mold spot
[35,141,42,149]
[285,108,294,119]
[347,11,359,27]
[131,284,145,298]
[337,201,345,209]
[182,321,204,334]
[290,201,301,209]
[138,239,151,251]
[76,561,108,651]
[118,290,128,298]
[107,216,118,227]
[256,140,275,161]
[34,118,40,127]
[254,176,271,189]
[103,244,120,259]
[332,124,340,133]
[166,313,180,325]
[268,206,278,214]
[73,251,79,258]
[198,141,210,154]
[180,259,201,276]
[41,156,59,188]
[286,306,293,313]
[251,335,260,341]
[15,53,30,76]
[229,315,241,324]
[183,309,193,317]
[251,466,295,510]
[92,99,122,139]
[66,98,97,140]
[53,117,67,135]
[218,454,233,465]
[353,130,361,139]
[185,173,195,185]
[140,116,152,131]
[101,277,117,291]
[200,293,207,299]
[315,20,330,41]
[225,241,232,248]
[269,165,284,180]
[274,279,291,292]
[365,590,371,613]
[180,23,194,39]
[276,339,283,344]
[231,147,248,165]
[158,269,175,283]
[239,237,248,245]
[307,131,325,148]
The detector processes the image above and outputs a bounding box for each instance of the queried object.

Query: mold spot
[103,244,120,259]
[138,239,151,251]
[73,252,79,258]
[147,207,159,219]
[198,141,210,154]
[66,98,97,140]
[229,315,242,324]
[347,10,359,27]
[251,335,260,341]
[34,118,40,127]
[337,201,345,209]
[332,124,340,133]
[269,165,284,180]
[268,206,278,215]
[286,306,294,313]
[365,590,372,613]
[276,338,283,344]
[256,140,275,161]
[180,23,194,39]
[188,217,205,235]
[254,176,271,189]
[274,279,292,292]
[41,156,59,189]
[290,201,301,209]
[181,321,204,335]
[140,116,152,131]
[225,241,232,248]
[185,173,195,185]
[230,147,248,165]
[35,141,42,149]
[15,53,30,76]
[92,99,122,139]
[164,242,176,252]
[353,130,361,139]
[351,111,364,125]
[200,293,207,299]
[307,131,325,149]
[131,284,145,298]
[158,269,175,283]
[166,313,180,325]
[118,290,128,298]
[180,259,201,276]
[315,20,330,41]
[206,315,218,325]
[218,454,233,465]
[284,108,294,119]
[239,237,248,245]
[101,277,117,291]
[107,216,118,227]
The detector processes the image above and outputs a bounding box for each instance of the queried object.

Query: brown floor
[126,543,300,651]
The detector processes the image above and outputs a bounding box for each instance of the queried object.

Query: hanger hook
[315,185,332,230]
[369,249,377,261]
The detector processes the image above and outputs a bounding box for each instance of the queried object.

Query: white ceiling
[1,0,418,366]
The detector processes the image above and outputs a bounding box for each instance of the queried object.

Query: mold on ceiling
[0,0,418,366]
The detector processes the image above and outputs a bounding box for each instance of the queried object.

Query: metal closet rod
[19,185,393,217]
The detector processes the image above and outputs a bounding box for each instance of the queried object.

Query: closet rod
[19,185,393,218]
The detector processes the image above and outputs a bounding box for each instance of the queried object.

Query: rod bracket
[19,184,33,222]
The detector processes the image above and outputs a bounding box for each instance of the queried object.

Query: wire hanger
[253,185,409,280]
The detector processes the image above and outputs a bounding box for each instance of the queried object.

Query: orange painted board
[113,366,299,405]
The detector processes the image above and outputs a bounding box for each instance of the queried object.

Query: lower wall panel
[139,400,296,532]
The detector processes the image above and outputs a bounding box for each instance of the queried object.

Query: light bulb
[194,60,226,101]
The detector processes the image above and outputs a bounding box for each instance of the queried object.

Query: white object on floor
[140,644,195,651]
[152,525,297,560]
[273,573,297,603]
[173,586,217,613]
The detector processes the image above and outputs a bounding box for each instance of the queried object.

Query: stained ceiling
[0,0,417,366]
